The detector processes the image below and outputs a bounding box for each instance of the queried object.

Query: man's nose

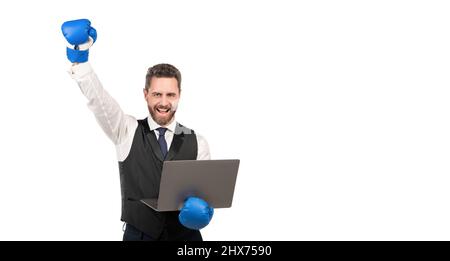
[160,95,169,106]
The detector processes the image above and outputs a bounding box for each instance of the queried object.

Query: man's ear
[143,88,148,98]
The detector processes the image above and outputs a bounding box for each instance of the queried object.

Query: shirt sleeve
[68,62,137,146]
[196,133,211,160]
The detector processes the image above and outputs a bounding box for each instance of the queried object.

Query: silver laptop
[141,159,240,212]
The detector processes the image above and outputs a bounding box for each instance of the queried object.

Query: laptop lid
[141,159,240,212]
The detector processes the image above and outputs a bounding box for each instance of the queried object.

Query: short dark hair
[145,63,181,91]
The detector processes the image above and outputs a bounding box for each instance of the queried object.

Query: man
[62,19,213,241]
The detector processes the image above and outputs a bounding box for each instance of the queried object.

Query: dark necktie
[157,127,168,159]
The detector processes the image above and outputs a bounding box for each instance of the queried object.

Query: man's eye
[153,93,161,97]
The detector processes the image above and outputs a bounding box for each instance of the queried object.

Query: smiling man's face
[144,77,180,126]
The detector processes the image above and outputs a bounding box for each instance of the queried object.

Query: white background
[0,0,449,240]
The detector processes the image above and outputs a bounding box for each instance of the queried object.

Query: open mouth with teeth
[156,107,171,115]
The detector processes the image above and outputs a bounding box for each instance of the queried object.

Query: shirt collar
[147,116,177,133]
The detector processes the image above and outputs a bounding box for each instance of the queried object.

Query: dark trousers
[123,223,203,241]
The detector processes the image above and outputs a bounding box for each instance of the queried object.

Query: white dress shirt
[69,62,210,162]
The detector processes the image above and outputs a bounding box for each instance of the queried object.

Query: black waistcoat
[118,118,198,237]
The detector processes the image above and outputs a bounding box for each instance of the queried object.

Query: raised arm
[62,19,137,145]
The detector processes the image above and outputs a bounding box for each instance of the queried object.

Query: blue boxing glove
[61,19,97,63]
[179,197,214,230]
